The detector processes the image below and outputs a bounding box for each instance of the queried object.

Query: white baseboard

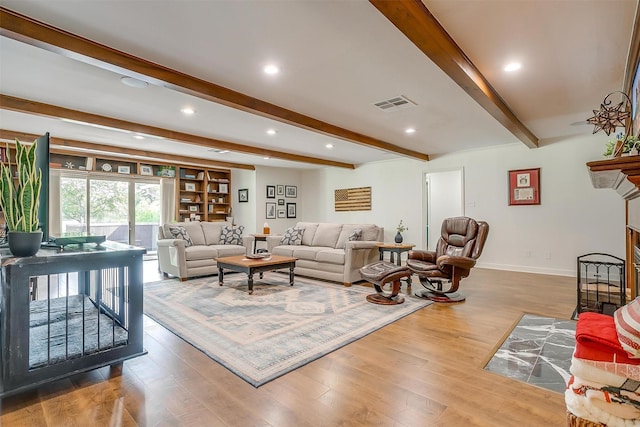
[477,262,575,278]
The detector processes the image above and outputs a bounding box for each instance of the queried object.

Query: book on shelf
[196,171,204,180]
[180,198,191,202]
[185,174,196,179]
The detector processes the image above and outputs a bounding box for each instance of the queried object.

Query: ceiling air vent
[373,95,417,112]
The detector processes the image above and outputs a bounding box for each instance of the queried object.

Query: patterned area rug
[484,313,576,393]
[144,273,431,387]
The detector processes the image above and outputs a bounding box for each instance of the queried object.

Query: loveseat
[252,222,383,286]
[157,221,248,281]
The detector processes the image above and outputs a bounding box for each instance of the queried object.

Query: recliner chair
[407,216,489,302]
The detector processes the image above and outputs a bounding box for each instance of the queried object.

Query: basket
[566,412,605,427]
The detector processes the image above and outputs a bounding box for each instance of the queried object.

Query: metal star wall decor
[587,91,633,136]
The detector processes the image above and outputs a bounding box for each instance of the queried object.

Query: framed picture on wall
[277,209,286,218]
[278,199,285,205]
[140,165,153,176]
[633,58,640,137]
[266,185,276,199]
[266,202,276,219]
[285,185,297,198]
[276,185,285,196]
[508,168,540,206]
[286,202,297,218]
[238,188,248,203]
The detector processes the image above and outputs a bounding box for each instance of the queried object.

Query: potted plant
[395,220,408,244]
[0,139,43,256]
[604,133,639,157]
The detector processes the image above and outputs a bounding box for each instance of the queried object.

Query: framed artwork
[184,183,196,192]
[277,209,286,218]
[278,198,285,205]
[286,202,297,218]
[140,165,153,176]
[276,185,285,196]
[285,185,297,198]
[266,202,276,219]
[508,168,540,206]
[118,165,130,174]
[266,185,276,199]
[633,58,640,137]
[238,188,249,203]
[189,205,198,212]
[218,183,228,194]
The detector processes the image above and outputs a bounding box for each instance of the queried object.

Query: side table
[376,243,415,265]
[376,243,415,287]
[250,234,270,253]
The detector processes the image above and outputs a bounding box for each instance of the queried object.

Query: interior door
[425,169,464,251]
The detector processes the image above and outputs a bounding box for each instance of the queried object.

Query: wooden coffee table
[215,254,297,294]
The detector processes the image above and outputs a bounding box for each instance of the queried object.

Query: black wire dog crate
[575,253,625,318]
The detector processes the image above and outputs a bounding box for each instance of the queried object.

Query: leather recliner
[407,216,489,302]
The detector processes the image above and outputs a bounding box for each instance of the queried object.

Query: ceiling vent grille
[373,95,417,112]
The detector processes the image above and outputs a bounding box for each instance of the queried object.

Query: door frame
[422,167,465,251]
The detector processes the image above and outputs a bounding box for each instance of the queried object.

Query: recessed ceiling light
[181,107,195,115]
[120,76,148,88]
[263,156,270,160]
[133,135,144,140]
[405,128,416,134]
[263,64,280,75]
[266,129,277,135]
[325,143,334,149]
[504,62,522,72]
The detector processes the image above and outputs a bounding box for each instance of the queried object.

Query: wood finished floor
[1,264,576,426]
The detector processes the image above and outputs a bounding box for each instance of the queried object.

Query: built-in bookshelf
[177,167,231,222]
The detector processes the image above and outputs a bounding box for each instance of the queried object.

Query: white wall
[230,169,256,232]
[295,133,625,277]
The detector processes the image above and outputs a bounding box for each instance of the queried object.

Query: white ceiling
[0,0,637,169]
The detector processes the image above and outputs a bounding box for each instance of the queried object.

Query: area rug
[144,273,431,387]
[484,313,576,393]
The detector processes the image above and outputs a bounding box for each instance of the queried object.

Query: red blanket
[575,312,640,365]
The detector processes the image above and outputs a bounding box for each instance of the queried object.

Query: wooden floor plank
[1,267,576,426]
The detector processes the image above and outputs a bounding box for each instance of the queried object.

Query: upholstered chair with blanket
[407,216,489,302]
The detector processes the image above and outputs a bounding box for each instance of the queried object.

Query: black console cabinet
[0,242,146,397]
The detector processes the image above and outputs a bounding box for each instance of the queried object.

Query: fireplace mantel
[587,156,640,200]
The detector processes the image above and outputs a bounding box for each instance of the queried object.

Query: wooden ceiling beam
[0,95,356,169]
[369,0,539,149]
[0,7,429,162]
[0,129,256,171]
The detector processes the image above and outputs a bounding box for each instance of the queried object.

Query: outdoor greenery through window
[60,176,161,253]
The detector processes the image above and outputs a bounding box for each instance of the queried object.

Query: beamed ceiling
[0,0,638,169]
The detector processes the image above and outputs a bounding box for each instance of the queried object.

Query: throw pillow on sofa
[344,228,362,248]
[614,297,640,358]
[220,225,245,245]
[164,224,193,247]
[281,227,304,245]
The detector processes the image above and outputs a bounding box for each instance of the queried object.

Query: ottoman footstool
[359,261,411,305]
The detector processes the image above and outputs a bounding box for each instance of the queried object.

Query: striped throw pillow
[614,298,640,358]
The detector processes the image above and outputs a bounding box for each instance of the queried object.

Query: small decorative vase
[8,230,43,257]
[394,232,403,244]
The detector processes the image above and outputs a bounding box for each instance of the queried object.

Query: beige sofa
[157,221,248,280]
[254,222,383,286]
